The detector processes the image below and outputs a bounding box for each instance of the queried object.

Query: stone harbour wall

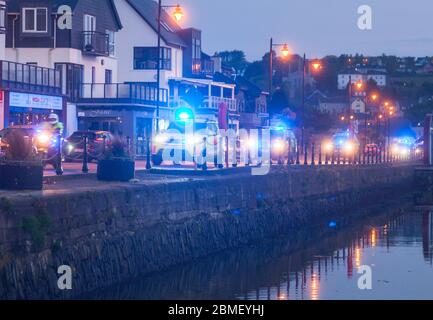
[0,165,416,299]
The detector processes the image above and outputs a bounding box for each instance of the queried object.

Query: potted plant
[0,131,43,190]
[97,137,135,182]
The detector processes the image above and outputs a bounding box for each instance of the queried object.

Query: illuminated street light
[280,44,290,57]
[173,5,184,22]
[156,2,185,134]
[311,60,322,72]
[355,81,364,91]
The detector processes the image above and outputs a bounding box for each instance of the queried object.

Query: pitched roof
[125,0,186,48]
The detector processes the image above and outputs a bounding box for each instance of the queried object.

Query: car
[364,143,381,155]
[152,121,219,166]
[323,132,360,159]
[63,131,113,162]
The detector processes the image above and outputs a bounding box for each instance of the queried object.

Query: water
[86,193,433,300]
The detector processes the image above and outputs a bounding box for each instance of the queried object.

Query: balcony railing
[79,83,168,106]
[0,60,62,95]
[171,96,237,112]
[82,32,109,56]
[204,96,237,112]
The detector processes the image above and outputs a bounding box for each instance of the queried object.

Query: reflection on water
[85,193,433,300]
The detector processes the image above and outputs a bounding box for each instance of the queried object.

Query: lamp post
[268,38,289,101]
[156,1,184,133]
[300,55,322,152]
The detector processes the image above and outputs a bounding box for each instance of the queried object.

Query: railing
[79,83,168,106]
[0,60,62,95]
[82,32,109,56]
[203,96,237,112]
[170,96,237,112]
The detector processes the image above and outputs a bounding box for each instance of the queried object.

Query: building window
[22,8,48,33]
[106,30,115,56]
[105,69,112,84]
[83,14,96,46]
[133,47,172,70]
[0,2,6,34]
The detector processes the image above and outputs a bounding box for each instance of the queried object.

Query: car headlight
[272,139,285,153]
[37,133,51,145]
[155,134,167,144]
[323,141,334,152]
[343,142,355,154]
[247,138,258,150]
[400,148,409,155]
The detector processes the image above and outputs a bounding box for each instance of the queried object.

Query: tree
[214,50,249,75]
[404,101,433,126]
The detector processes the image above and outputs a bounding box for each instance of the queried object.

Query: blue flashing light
[328,221,337,228]
[175,107,194,122]
[231,209,241,216]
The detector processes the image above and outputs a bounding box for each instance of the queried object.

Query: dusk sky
[179,0,433,61]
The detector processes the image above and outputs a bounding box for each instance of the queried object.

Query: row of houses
[0,0,269,147]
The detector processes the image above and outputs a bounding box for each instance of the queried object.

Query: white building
[114,0,184,88]
[5,0,123,135]
[338,71,387,90]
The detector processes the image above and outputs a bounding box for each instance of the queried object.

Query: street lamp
[299,54,322,151]
[156,1,184,133]
[268,38,290,99]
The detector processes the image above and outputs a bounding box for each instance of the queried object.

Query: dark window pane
[24,9,34,31]
[36,9,47,31]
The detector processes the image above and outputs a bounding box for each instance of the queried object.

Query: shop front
[0,91,66,130]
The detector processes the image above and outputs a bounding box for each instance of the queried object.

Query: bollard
[318,144,322,166]
[214,136,218,168]
[287,141,291,166]
[55,133,63,176]
[375,147,379,164]
[337,147,341,165]
[146,132,152,170]
[126,136,131,156]
[102,136,107,154]
[358,148,361,165]
[202,136,208,171]
[367,147,371,165]
[311,143,315,166]
[296,145,300,165]
[82,135,89,173]
[304,144,308,166]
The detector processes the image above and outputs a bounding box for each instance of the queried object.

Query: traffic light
[174,107,194,122]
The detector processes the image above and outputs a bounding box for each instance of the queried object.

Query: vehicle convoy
[152,121,219,166]
[390,137,416,157]
[0,125,61,169]
[269,125,297,164]
[63,131,113,162]
[323,131,360,158]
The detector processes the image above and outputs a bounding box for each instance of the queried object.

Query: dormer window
[22,8,48,33]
